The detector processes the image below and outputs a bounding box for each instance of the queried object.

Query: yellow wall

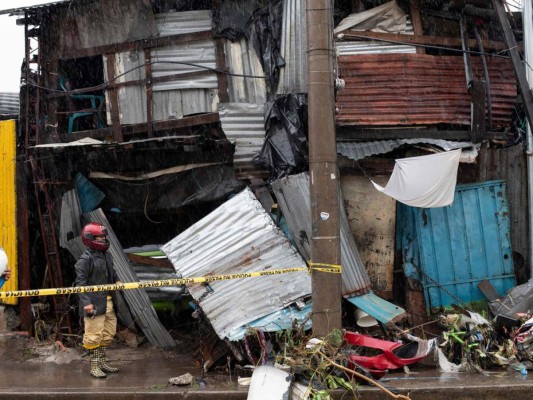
[0,120,18,305]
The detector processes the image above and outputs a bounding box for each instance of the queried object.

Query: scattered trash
[247,365,292,400]
[168,372,194,386]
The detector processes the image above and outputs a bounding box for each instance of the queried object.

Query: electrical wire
[338,33,512,59]
[26,60,269,95]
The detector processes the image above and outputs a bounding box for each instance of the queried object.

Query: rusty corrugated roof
[336,53,517,128]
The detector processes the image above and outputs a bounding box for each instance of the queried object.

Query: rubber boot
[89,348,107,378]
[98,347,119,373]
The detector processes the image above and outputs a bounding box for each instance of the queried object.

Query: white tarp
[372,149,461,208]
[334,0,407,35]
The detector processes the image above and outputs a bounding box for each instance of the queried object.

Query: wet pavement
[0,332,532,400]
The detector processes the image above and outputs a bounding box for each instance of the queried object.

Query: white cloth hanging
[372,149,461,208]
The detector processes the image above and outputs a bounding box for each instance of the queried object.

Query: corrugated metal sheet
[161,187,311,340]
[87,209,176,349]
[337,139,477,162]
[227,302,312,341]
[155,11,212,36]
[336,53,517,128]
[347,292,405,326]
[398,180,517,311]
[271,172,372,296]
[104,11,216,125]
[219,103,266,177]
[224,38,267,104]
[336,41,416,55]
[0,0,70,15]
[335,20,416,56]
[0,120,18,305]
[276,0,307,95]
[0,93,19,116]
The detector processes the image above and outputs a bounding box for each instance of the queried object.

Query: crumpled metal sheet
[162,187,311,340]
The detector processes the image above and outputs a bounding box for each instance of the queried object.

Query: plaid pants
[83,296,117,349]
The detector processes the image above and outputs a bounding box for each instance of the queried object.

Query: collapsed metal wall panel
[162,187,311,340]
[87,209,176,349]
[271,172,372,296]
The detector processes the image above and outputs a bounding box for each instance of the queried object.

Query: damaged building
[0,0,532,375]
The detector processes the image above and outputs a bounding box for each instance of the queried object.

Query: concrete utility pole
[306,0,342,336]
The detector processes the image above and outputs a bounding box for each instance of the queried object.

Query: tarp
[334,0,407,35]
[253,94,308,180]
[213,0,284,90]
[372,149,461,208]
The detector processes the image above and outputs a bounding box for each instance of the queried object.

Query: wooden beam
[492,0,533,132]
[144,48,153,138]
[471,80,487,143]
[410,0,425,55]
[66,112,221,142]
[215,38,229,103]
[61,30,213,59]
[336,127,510,141]
[126,253,174,270]
[337,30,511,52]
[105,54,123,142]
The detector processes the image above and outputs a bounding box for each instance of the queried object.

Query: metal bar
[474,26,493,130]
[492,0,533,131]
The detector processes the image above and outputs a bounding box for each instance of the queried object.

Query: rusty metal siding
[0,120,18,305]
[336,53,517,128]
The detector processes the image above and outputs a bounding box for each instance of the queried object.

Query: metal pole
[523,0,533,279]
[307,0,342,336]
[492,0,533,129]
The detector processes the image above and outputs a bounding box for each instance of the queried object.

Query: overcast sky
[0,0,524,92]
[0,0,54,92]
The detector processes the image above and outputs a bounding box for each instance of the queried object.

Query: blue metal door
[398,180,516,311]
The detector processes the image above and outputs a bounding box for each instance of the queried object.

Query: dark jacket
[74,248,118,317]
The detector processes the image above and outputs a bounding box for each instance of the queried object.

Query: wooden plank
[215,38,229,103]
[338,30,510,52]
[66,112,221,142]
[336,127,510,141]
[471,80,486,143]
[410,0,425,55]
[127,253,174,270]
[61,30,213,59]
[144,48,153,138]
[478,279,500,301]
[105,54,123,142]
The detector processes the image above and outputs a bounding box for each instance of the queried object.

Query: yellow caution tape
[308,262,342,274]
[0,267,307,299]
